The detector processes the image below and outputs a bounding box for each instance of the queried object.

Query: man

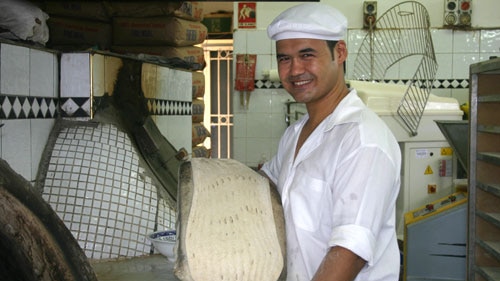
[260,3,401,281]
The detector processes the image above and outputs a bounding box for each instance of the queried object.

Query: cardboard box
[113,16,207,46]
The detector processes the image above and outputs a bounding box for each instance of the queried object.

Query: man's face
[276,38,345,105]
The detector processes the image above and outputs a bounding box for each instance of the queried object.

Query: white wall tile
[431,29,453,54]
[53,53,59,99]
[453,30,480,53]
[452,53,480,78]
[347,29,368,55]
[435,54,453,79]
[60,53,91,98]
[246,30,273,55]
[167,69,192,102]
[232,114,247,139]
[232,30,247,52]
[270,112,287,139]
[232,137,247,163]
[234,91,254,114]
[1,119,31,180]
[30,49,57,97]
[384,61,400,79]
[399,56,424,79]
[246,112,272,138]
[480,29,500,53]
[31,119,55,180]
[345,56,357,80]
[256,54,273,80]
[1,43,29,96]
[270,90,290,114]
[156,65,169,100]
[246,90,272,113]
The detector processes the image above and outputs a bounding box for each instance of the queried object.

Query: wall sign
[238,2,256,29]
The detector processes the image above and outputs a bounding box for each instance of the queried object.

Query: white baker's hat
[267,3,347,41]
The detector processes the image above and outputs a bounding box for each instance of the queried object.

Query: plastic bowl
[147,230,176,261]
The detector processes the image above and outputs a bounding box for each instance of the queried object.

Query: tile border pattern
[0,79,466,120]
[0,95,193,119]
[254,78,470,89]
[0,95,58,119]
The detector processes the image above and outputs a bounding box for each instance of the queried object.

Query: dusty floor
[91,255,179,281]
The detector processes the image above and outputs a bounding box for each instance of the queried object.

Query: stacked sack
[44,1,112,50]
[107,2,211,158]
[43,2,212,158]
[108,2,206,71]
[191,71,211,158]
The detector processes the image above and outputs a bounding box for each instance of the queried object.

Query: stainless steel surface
[91,255,179,281]
[468,65,478,281]
[435,120,469,173]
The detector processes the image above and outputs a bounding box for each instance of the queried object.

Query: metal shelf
[477,152,500,166]
[476,240,500,263]
[476,266,500,281]
[478,125,500,134]
[478,94,500,103]
[471,57,500,74]
[477,182,500,198]
[477,211,500,229]
[468,57,500,281]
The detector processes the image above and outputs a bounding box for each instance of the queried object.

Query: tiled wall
[0,42,59,182]
[231,27,500,167]
[41,122,175,259]
[59,52,192,152]
[0,41,191,260]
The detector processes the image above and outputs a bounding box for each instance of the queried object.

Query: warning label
[424,165,434,175]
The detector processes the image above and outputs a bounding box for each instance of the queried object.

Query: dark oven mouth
[0,159,98,281]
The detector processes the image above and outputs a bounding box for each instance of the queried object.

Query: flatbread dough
[175,158,285,281]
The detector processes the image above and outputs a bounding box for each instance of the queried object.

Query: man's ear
[334,40,348,64]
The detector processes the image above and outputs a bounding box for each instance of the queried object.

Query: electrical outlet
[363,1,377,29]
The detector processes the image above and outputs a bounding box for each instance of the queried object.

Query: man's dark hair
[326,40,338,57]
[326,40,346,73]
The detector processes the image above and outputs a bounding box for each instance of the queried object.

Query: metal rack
[468,57,500,280]
[352,1,438,137]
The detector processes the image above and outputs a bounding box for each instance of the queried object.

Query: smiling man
[260,3,402,281]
